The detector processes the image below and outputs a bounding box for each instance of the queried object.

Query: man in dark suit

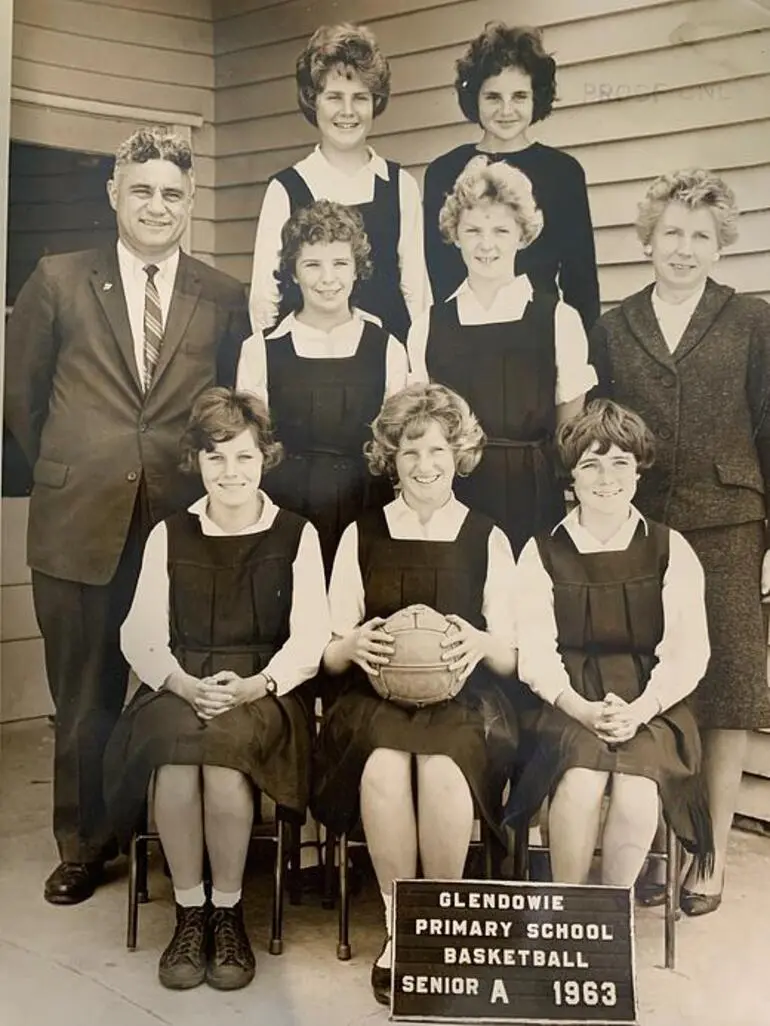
[4,127,252,904]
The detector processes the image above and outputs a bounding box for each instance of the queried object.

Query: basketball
[366,604,466,708]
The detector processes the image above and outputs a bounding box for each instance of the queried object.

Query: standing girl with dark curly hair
[239,199,408,574]
[249,22,429,341]
[423,23,599,331]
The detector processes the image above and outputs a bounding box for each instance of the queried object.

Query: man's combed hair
[556,399,656,475]
[455,23,557,126]
[179,387,283,475]
[296,22,391,126]
[114,127,193,174]
[635,168,740,249]
[365,383,486,480]
[439,155,543,247]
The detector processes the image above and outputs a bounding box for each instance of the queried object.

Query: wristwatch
[262,673,278,696]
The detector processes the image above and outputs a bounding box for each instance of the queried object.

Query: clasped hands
[166,669,270,721]
[580,692,646,745]
[346,613,489,683]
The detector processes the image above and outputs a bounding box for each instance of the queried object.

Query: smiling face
[198,428,264,515]
[455,200,522,286]
[395,419,456,515]
[477,66,534,152]
[315,67,374,154]
[107,158,193,262]
[293,239,356,321]
[572,443,639,522]
[650,201,720,301]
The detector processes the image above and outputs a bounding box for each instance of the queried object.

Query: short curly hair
[113,126,193,176]
[275,199,372,313]
[180,387,283,475]
[365,383,486,481]
[439,155,543,247]
[557,399,655,476]
[635,168,740,249]
[296,23,391,126]
[455,23,556,126]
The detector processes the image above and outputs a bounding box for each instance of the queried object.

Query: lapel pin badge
[102,282,113,292]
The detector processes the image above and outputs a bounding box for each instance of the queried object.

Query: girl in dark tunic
[505,400,713,888]
[312,383,519,1006]
[409,156,595,557]
[104,389,329,992]
[238,200,408,576]
[249,22,429,341]
[423,23,599,332]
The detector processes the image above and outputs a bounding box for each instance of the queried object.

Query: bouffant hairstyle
[365,383,486,481]
[556,399,656,476]
[179,388,283,475]
[275,199,373,313]
[296,23,391,126]
[455,23,557,126]
[113,126,193,176]
[635,168,740,249]
[439,155,543,247]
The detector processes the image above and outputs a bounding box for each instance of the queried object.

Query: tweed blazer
[590,278,770,533]
[4,246,252,585]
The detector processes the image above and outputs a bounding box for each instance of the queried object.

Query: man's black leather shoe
[44,861,103,905]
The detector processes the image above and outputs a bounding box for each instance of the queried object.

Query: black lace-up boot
[158,903,209,989]
[207,903,256,990]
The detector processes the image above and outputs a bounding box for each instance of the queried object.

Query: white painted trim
[10,87,204,129]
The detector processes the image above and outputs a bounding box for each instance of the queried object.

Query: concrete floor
[1,719,769,1026]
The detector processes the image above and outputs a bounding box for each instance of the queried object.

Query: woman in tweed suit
[590,168,770,916]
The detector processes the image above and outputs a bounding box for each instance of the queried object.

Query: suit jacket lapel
[90,247,143,393]
[621,283,677,371]
[150,252,202,391]
[672,278,734,363]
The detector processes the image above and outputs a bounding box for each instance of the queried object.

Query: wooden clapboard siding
[212,0,770,312]
[10,0,216,264]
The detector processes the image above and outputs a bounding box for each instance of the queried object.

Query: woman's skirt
[504,698,714,875]
[104,684,313,845]
[683,521,770,730]
[312,673,520,841]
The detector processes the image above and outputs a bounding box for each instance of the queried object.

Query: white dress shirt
[515,506,710,713]
[407,275,597,405]
[249,146,431,332]
[651,283,706,352]
[120,493,331,695]
[116,240,179,388]
[236,310,409,403]
[328,493,517,651]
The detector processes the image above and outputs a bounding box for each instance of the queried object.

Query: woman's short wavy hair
[556,399,656,476]
[635,168,740,249]
[180,388,283,475]
[455,23,557,126]
[296,23,391,126]
[275,199,372,312]
[439,155,543,247]
[365,383,486,481]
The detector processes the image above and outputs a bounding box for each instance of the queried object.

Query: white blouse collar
[188,491,279,536]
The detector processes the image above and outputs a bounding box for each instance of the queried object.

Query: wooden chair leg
[127,833,140,950]
[322,829,337,909]
[136,833,149,904]
[287,818,303,906]
[664,824,680,970]
[269,814,286,956]
[337,832,351,960]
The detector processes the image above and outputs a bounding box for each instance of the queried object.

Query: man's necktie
[143,264,163,390]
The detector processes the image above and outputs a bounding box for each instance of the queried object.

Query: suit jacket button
[659,427,673,440]
[126,471,138,482]
[139,421,148,433]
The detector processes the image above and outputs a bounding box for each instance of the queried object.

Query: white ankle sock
[376,890,393,968]
[174,882,206,907]
[211,887,241,908]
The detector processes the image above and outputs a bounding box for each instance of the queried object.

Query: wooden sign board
[391,879,637,1024]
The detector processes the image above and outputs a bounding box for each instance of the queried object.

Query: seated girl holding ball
[312,382,519,1008]
[505,400,714,888]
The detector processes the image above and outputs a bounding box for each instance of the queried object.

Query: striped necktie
[143,263,163,390]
